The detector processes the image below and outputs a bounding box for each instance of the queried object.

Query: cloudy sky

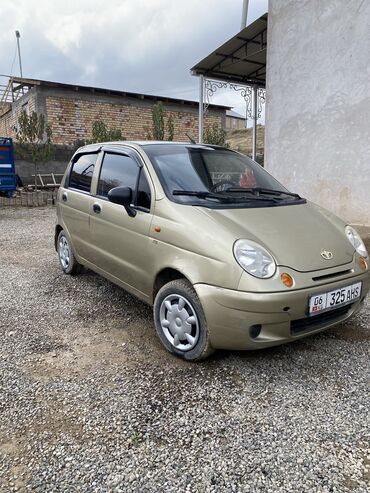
[1,0,268,116]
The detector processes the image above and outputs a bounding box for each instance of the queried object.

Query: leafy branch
[14,111,54,190]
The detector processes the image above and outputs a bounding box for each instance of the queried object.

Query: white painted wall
[265,0,370,226]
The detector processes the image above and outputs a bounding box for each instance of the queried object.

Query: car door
[59,151,99,262]
[89,148,154,300]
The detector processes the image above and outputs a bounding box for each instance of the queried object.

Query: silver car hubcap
[159,294,200,351]
[59,236,70,269]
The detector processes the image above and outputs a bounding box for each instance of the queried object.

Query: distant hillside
[226,125,265,158]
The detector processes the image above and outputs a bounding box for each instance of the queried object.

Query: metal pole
[15,31,23,78]
[198,75,204,144]
[241,0,249,30]
[252,85,257,160]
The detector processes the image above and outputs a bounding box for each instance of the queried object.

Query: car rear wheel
[57,230,81,275]
[153,279,214,361]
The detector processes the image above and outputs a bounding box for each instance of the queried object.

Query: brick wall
[0,90,37,139]
[1,85,225,146]
[44,92,223,145]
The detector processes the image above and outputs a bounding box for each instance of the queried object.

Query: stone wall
[265,0,370,226]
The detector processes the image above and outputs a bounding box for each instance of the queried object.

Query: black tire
[153,279,214,361]
[57,230,81,275]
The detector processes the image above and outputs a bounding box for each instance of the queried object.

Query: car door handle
[62,192,67,202]
[93,203,102,214]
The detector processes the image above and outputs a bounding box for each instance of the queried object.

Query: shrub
[90,120,124,143]
[203,123,229,147]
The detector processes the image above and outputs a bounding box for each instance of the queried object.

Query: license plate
[309,281,362,316]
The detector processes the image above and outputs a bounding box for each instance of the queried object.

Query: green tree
[203,123,229,147]
[145,103,175,141]
[14,110,54,190]
[151,102,165,140]
[89,120,124,143]
[166,114,174,141]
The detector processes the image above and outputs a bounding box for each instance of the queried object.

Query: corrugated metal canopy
[191,13,267,87]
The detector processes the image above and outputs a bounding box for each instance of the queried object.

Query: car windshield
[144,144,305,208]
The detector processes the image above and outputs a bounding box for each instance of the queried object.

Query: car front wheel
[153,279,214,361]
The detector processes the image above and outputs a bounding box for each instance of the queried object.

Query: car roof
[75,141,228,154]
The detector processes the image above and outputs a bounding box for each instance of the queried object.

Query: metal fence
[0,190,55,207]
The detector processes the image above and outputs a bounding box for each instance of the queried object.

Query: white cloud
[0,0,268,105]
[45,15,82,55]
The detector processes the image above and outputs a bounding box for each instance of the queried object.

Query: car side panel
[57,187,94,262]
[89,199,154,298]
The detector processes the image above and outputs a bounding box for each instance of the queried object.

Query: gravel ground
[0,207,369,493]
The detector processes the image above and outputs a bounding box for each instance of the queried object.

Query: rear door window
[69,153,97,192]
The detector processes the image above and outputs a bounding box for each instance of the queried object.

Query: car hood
[197,201,354,272]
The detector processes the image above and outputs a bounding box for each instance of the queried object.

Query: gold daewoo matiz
[55,142,370,360]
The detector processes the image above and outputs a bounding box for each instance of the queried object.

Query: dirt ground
[0,207,369,493]
[226,126,265,156]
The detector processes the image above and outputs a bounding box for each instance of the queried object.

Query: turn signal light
[358,257,368,270]
[281,272,294,288]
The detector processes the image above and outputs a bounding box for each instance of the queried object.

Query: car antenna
[186,133,196,144]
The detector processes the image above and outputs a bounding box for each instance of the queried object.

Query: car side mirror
[107,186,136,217]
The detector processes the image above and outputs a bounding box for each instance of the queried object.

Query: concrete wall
[225,116,245,130]
[265,0,370,226]
[14,145,74,186]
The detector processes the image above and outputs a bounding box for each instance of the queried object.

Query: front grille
[291,304,353,335]
[312,269,352,282]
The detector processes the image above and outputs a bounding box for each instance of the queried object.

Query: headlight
[233,239,276,278]
[345,226,368,258]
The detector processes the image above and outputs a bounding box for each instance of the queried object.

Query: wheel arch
[152,267,192,303]
[54,224,63,251]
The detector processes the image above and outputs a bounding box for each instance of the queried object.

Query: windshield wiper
[173,189,279,204]
[223,187,302,199]
[172,190,233,202]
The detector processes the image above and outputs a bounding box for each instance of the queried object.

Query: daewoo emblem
[321,250,333,260]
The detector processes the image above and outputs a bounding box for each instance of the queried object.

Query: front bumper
[194,271,370,350]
